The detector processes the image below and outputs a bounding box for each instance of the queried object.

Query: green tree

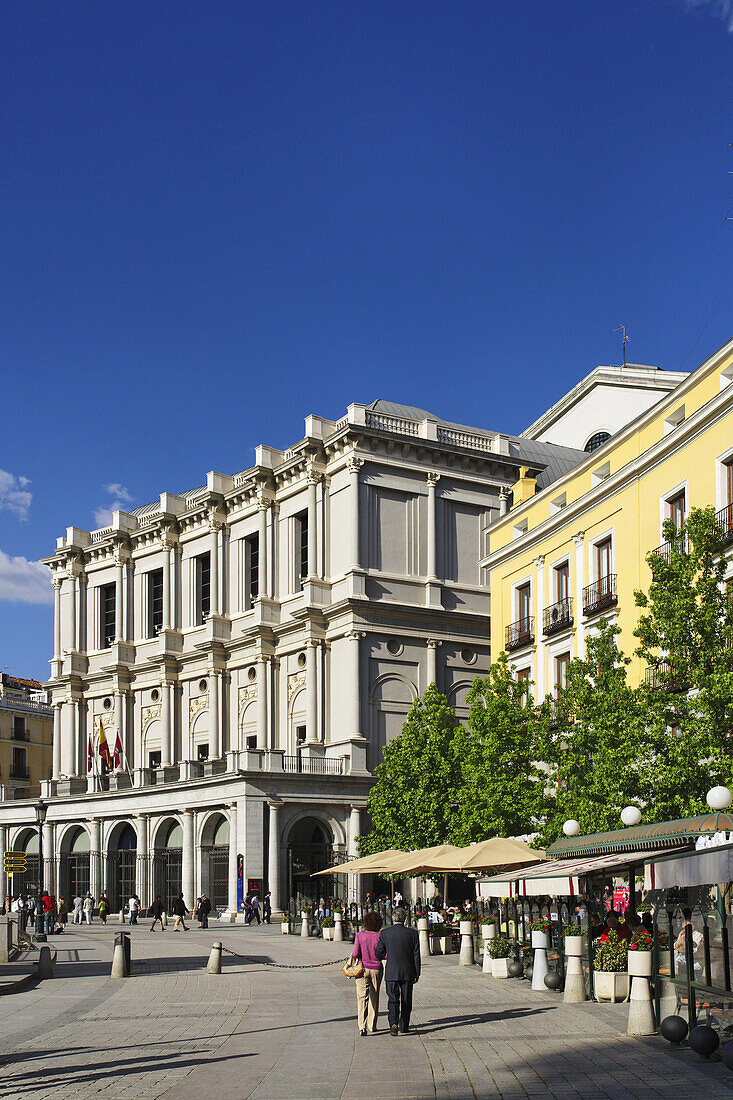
[358,684,465,854]
[455,652,544,845]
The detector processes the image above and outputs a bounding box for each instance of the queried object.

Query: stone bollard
[162,912,168,928]
[627,951,655,1036]
[563,935,586,1004]
[118,910,125,923]
[417,918,430,959]
[482,942,492,974]
[37,945,54,980]
[441,931,453,955]
[111,942,128,978]
[459,920,475,966]
[207,942,222,975]
[530,931,549,991]
[333,913,343,942]
[301,913,310,938]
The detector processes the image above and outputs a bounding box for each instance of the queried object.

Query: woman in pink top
[351,910,384,1035]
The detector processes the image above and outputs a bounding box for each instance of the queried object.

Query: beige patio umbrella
[376,843,467,904]
[425,836,547,873]
[312,849,406,876]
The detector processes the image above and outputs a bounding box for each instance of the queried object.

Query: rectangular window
[596,538,612,581]
[555,652,570,698]
[197,743,209,762]
[148,751,162,769]
[517,667,531,706]
[147,569,164,637]
[245,534,259,609]
[296,724,307,746]
[517,582,531,628]
[726,461,733,507]
[246,735,258,750]
[195,553,211,625]
[668,492,685,533]
[11,746,28,779]
[555,562,569,602]
[294,511,308,588]
[12,716,26,740]
[100,583,116,649]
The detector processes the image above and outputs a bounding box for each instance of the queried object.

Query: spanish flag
[98,721,111,768]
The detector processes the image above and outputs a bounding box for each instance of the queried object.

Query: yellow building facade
[483,337,733,698]
[0,675,53,798]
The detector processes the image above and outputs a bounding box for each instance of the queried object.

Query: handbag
[342,956,364,979]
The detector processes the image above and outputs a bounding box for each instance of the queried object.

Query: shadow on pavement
[416,1006,551,1035]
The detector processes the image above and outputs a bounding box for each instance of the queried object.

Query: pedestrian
[195,897,202,926]
[393,890,403,907]
[150,894,165,931]
[243,895,253,924]
[263,891,272,924]
[72,894,83,924]
[128,894,139,925]
[83,893,94,925]
[374,907,421,1037]
[250,894,261,924]
[3,894,10,914]
[172,894,189,932]
[98,894,110,925]
[199,893,211,929]
[42,892,55,936]
[351,910,384,1036]
[57,896,68,932]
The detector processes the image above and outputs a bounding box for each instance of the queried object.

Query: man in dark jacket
[172,895,189,931]
[150,894,165,932]
[199,894,211,929]
[374,908,421,1036]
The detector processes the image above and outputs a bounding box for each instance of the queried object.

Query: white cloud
[94,483,134,529]
[685,0,733,33]
[0,550,53,604]
[0,469,33,521]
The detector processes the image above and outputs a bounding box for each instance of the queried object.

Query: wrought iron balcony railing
[543,598,573,637]
[582,574,617,617]
[644,660,690,694]
[505,617,534,650]
[717,504,733,547]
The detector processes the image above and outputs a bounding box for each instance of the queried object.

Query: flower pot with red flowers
[593,931,628,1002]
[626,929,655,1035]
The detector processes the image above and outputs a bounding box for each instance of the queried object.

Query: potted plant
[480,915,498,941]
[281,913,290,935]
[488,936,515,978]
[529,917,551,989]
[593,930,628,1002]
[529,917,550,949]
[563,922,584,956]
[321,916,335,941]
[627,928,653,977]
[415,908,429,932]
[301,903,312,918]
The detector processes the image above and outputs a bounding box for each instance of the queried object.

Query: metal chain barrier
[220,944,344,969]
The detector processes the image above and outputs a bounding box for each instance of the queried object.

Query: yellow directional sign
[3,852,27,873]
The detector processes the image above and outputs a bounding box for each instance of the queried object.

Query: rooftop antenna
[613,323,629,366]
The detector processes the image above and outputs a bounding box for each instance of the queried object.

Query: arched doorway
[10,829,38,898]
[153,819,182,913]
[60,827,90,901]
[201,813,229,912]
[287,816,346,906]
[107,823,137,910]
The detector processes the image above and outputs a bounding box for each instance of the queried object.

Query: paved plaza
[0,922,732,1099]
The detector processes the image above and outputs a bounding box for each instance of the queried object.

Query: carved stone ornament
[426,471,441,487]
[141,703,162,732]
[189,695,209,723]
[96,712,115,733]
[346,456,364,474]
[288,671,307,699]
[238,684,258,716]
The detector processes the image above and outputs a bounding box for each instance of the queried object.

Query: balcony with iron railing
[717,504,733,547]
[12,727,29,742]
[543,598,573,637]
[506,617,534,650]
[650,536,688,571]
[582,574,617,618]
[9,767,30,780]
[644,660,690,694]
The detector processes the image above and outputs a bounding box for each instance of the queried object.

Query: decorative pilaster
[499,487,511,516]
[256,492,270,599]
[426,638,442,689]
[182,810,195,909]
[90,819,102,900]
[573,533,585,660]
[114,555,124,642]
[426,472,442,608]
[257,656,267,747]
[228,802,238,913]
[161,680,173,767]
[135,814,148,906]
[306,641,318,742]
[306,470,319,579]
[162,538,175,630]
[61,700,76,777]
[347,456,363,570]
[267,800,283,912]
[52,702,62,780]
[53,579,62,658]
[209,671,221,759]
[345,631,366,738]
[209,519,221,617]
[534,555,545,700]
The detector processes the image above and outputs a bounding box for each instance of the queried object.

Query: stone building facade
[0,399,581,914]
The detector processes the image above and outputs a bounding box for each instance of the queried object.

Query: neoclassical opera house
[0,400,580,915]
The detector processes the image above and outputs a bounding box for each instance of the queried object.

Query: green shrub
[593,930,627,972]
[488,936,515,959]
[321,917,335,928]
[564,923,582,937]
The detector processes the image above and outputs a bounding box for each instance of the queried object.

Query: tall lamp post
[34,799,47,942]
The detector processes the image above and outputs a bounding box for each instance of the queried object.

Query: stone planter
[564,935,584,957]
[300,915,310,938]
[440,931,453,955]
[531,931,549,991]
[491,956,512,978]
[482,943,492,974]
[322,926,334,941]
[627,950,653,977]
[593,970,629,1003]
[531,930,548,949]
[481,924,497,941]
[281,922,289,935]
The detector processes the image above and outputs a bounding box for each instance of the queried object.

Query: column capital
[534,555,545,567]
[426,471,441,487]
[161,536,177,552]
[267,799,284,811]
[499,486,511,499]
[208,517,224,534]
[256,490,273,511]
[346,455,364,475]
[345,630,366,642]
[426,638,442,649]
[52,576,63,591]
[572,532,585,545]
[305,468,322,486]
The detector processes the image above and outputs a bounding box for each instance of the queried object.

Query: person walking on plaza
[128,894,139,925]
[250,894,261,924]
[198,893,211,929]
[98,894,109,925]
[374,907,421,1037]
[263,891,272,924]
[150,894,165,931]
[352,910,384,1036]
[57,896,68,932]
[42,892,55,936]
[172,894,189,931]
[83,893,94,924]
[72,894,83,924]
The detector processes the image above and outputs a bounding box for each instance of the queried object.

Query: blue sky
[1,1,731,680]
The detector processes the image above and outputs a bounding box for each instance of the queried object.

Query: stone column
[306,641,318,741]
[68,571,78,652]
[162,539,173,630]
[210,672,221,759]
[573,533,585,660]
[182,810,195,910]
[347,457,363,569]
[307,473,319,578]
[210,521,221,617]
[61,701,76,777]
[345,631,365,738]
[52,702,62,781]
[349,806,361,857]
[0,826,6,910]
[90,819,102,901]
[257,495,269,599]
[257,656,267,747]
[499,487,511,516]
[161,681,173,767]
[115,557,124,642]
[135,815,148,907]
[534,555,545,700]
[53,579,62,658]
[426,472,441,607]
[42,823,54,896]
[228,802,238,913]
[267,801,283,912]
[426,639,441,690]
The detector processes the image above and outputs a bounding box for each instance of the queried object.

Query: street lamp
[621,806,642,827]
[707,786,733,812]
[562,820,580,837]
[34,799,47,942]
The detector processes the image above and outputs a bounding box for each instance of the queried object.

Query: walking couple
[350,908,420,1037]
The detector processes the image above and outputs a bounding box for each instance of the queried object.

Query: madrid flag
[112,731,123,769]
[98,722,111,768]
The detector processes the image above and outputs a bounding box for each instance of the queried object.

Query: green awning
[547,813,733,858]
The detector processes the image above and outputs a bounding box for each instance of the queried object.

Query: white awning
[645,842,733,890]
[478,848,674,898]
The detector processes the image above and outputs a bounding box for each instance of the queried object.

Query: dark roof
[546,814,733,857]
[367,399,586,489]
